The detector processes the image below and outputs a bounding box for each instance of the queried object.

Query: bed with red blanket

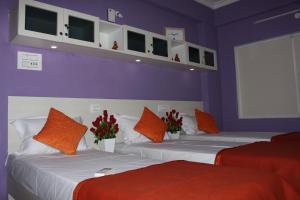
[74,160,299,200]
[271,132,300,143]
[215,141,300,192]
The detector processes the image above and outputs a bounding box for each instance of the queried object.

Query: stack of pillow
[11,108,88,155]
[117,107,220,144]
[11,107,220,155]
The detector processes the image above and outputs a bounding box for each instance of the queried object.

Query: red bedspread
[73,160,299,200]
[215,141,300,192]
[271,132,300,143]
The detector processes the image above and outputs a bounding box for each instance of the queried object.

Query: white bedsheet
[115,140,248,164]
[180,132,281,143]
[7,149,162,200]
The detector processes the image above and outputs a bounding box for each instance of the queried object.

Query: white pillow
[11,116,88,155]
[116,115,169,144]
[181,114,204,135]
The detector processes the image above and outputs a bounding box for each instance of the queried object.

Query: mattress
[180,132,281,143]
[115,140,248,164]
[7,149,162,200]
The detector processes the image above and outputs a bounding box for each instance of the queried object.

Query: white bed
[7,96,281,199]
[180,131,282,143]
[7,96,203,200]
[115,140,248,164]
[7,149,162,200]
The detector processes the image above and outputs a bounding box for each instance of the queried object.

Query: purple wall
[216,1,300,131]
[0,0,217,198]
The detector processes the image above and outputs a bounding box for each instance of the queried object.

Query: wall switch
[17,51,42,71]
[158,105,171,113]
[90,104,101,113]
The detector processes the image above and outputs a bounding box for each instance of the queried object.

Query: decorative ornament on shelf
[161,109,183,140]
[90,110,119,152]
[174,54,180,62]
[112,41,118,50]
[165,27,185,41]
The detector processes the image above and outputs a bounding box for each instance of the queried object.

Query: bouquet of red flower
[161,109,183,134]
[90,110,119,144]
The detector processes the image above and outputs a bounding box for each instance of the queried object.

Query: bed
[271,131,300,143]
[7,149,163,200]
[7,96,203,200]
[180,131,282,143]
[215,141,300,192]
[115,139,248,164]
[7,97,300,200]
[7,150,299,200]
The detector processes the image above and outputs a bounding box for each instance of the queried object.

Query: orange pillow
[195,109,219,134]
[134,107,166,143]
[33,108,87,155]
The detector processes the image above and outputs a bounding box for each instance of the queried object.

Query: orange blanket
[73,160,299,200]
[271,132,300,143]
[215,142,300,192]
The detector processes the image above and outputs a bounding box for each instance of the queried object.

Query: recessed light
[189,68,195,71]
[50,45,57,49]
[135,59,141,62]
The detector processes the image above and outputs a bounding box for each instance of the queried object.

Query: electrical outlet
[17,51,42,71]
[90,104,101,113]
[158,105,171,113]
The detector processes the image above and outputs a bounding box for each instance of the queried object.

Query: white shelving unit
[63,9,99,48]
[14,0,64,42]
[202,47,217,70]
[186,42,201,67]
[10,0,217,71]
[11,0,99,48]
[148,32,171,62]
[170,40,186,64]
[99,20,123,51]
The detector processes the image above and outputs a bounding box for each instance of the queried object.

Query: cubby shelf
[10,0,218,71]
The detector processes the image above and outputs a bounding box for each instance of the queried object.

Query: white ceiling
[194,0,240,9]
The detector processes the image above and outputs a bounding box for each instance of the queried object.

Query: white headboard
[8,96,203,154]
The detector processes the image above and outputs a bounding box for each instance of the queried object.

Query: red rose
[103,110,108,117]
[96,127,101,133]
[103,115,108,122]
[90,128,95,132]
[115,125,119,133]
[99,131,104,137]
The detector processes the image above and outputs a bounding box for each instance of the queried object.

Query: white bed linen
[180,132,281,143]
[115,140,248,164]
[7,149,162,200]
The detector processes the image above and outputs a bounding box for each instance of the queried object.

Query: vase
[100,138,116,152]
[168,132,180,140]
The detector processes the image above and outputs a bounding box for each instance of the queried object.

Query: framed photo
[165,27,185,41]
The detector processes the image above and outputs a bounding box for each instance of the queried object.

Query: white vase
[168,132,180,140]
[100,138,116,152]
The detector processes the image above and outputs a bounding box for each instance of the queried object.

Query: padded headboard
[8,96,203,154]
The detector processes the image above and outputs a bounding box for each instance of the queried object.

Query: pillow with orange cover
[195,109,219,134]
[134,107,166,143]
[33,108,87,155]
